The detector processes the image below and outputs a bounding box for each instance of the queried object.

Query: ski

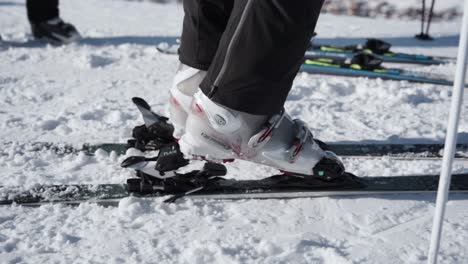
[156,38,456,66]
[5,97,467,160]
[156,43,178,55]
[3,97,468,207]
[0,184,127,206]
[5,141,468,160]
[5,98,468,160]
[300,53,465,87]
[306,38,456,65]
[2,169,468,206]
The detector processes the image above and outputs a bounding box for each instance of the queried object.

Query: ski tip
[132,97,151,110]
[156,47,168,53]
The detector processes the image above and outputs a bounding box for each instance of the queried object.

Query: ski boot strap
[248,108,286,149]
[287,119,313,164]
[247,111,316,164]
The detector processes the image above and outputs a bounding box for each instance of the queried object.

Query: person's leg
[27,0,80,44]
[178,0,234,71]
[200,0,323,115]
[169,0,233,138]
[26,0,59,23]
[180,0,345,178]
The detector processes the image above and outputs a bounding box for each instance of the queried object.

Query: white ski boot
[168,63,207,139]
[178,89,345,178]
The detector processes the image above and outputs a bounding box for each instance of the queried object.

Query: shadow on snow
[313,34,460,48]
[1,35,179,48]
[328,132,468,145]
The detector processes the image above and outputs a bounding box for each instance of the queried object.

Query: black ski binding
[350,53,383,71]
[130,123,174,151]
[128,97,177,151]
[155,144,189,172]
[126,162,227,203]
[124,140,228,203]
[364,39,391,54]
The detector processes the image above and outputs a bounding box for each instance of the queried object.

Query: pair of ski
[3,149,468,206]
[2,97,468,206]
[305,38,456,65]
[157,38,462,86]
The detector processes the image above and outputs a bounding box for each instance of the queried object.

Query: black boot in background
[30,17,81,45]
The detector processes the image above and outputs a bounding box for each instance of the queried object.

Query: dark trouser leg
[200,0,324,115]
[179,0,234,71]
[27,0,59,23]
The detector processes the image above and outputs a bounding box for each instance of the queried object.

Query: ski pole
[420,0,426,36]
[427,0,468,262]
[425,0,436,38]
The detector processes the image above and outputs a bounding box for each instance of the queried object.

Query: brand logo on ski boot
[201,132,231,150]
[214,114,226,126]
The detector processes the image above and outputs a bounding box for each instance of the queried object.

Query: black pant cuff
[178,54,211,71]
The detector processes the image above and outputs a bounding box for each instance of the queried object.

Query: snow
[1,0,468,263]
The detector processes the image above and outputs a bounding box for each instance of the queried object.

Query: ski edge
[3,189,468,207]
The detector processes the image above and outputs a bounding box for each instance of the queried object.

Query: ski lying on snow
[300,53,464,87]
[4,141,468,159]
[1,173,468,206]
[306,38,456,65]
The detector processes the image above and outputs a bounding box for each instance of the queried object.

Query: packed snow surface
[1,0,468,263]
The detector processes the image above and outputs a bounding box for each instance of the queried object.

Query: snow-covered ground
[1,0,468,263]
